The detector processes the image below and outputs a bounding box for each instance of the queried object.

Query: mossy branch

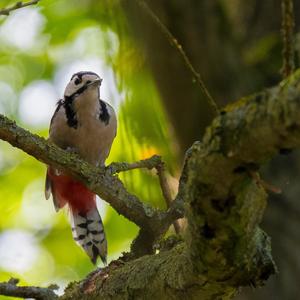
[2,70,300,299]
[0,115,181,240]
[60,70,300,299]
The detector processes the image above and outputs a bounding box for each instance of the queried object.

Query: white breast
[49,96,117,166]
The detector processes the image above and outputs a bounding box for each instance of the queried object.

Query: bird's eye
[86,80,91,84]
[74,78,81,85]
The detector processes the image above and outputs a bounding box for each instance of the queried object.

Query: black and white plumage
[71,210,107,265]
[45,71,117,265]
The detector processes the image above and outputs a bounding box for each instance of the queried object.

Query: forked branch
[0,115,181,240]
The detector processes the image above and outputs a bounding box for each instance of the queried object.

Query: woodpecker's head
[64,71,102,99]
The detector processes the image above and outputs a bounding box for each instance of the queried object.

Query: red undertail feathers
[45,167,107,264]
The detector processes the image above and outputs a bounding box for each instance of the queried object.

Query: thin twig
[107,155,181,233]
[0,278,58,300]
[133,0,219,115]
[281,0,295,78]
[170,143,197,218]
[0,0,41,16]
[156,162,181,234]
[106,155,162,174]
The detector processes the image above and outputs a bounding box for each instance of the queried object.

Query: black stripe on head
[63,72,101,129]
[67,71,101,99]
[71,71,99,81]
[65,84,89,101]
[99,100,110,125]
[65,74,98,100]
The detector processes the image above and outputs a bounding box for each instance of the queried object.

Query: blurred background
[0,0,299,299]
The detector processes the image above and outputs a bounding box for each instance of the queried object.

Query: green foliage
[0,0,176,295]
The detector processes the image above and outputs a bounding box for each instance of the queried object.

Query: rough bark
[1,69,300,299]
[60,70,300,299]
[121,1,300,299]
[0,118,180,231]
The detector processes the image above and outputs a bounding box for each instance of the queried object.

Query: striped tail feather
[71,208,107,265]
[45,167,107,264]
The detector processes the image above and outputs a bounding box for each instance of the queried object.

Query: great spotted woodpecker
[45,71,117,265]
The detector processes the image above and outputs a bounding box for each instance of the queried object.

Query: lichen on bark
[1,70,300,299]
[60,70,300,299]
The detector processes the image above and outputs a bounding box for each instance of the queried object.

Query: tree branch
[108,155,181,233]
[0,0,41,16]
[47,69,300,299]
[1,69,300,298]
[60,69,300,299]
[155,162,181,233]
[106,154,162,174]
[0,278,58,300]
[0,115,180,240]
